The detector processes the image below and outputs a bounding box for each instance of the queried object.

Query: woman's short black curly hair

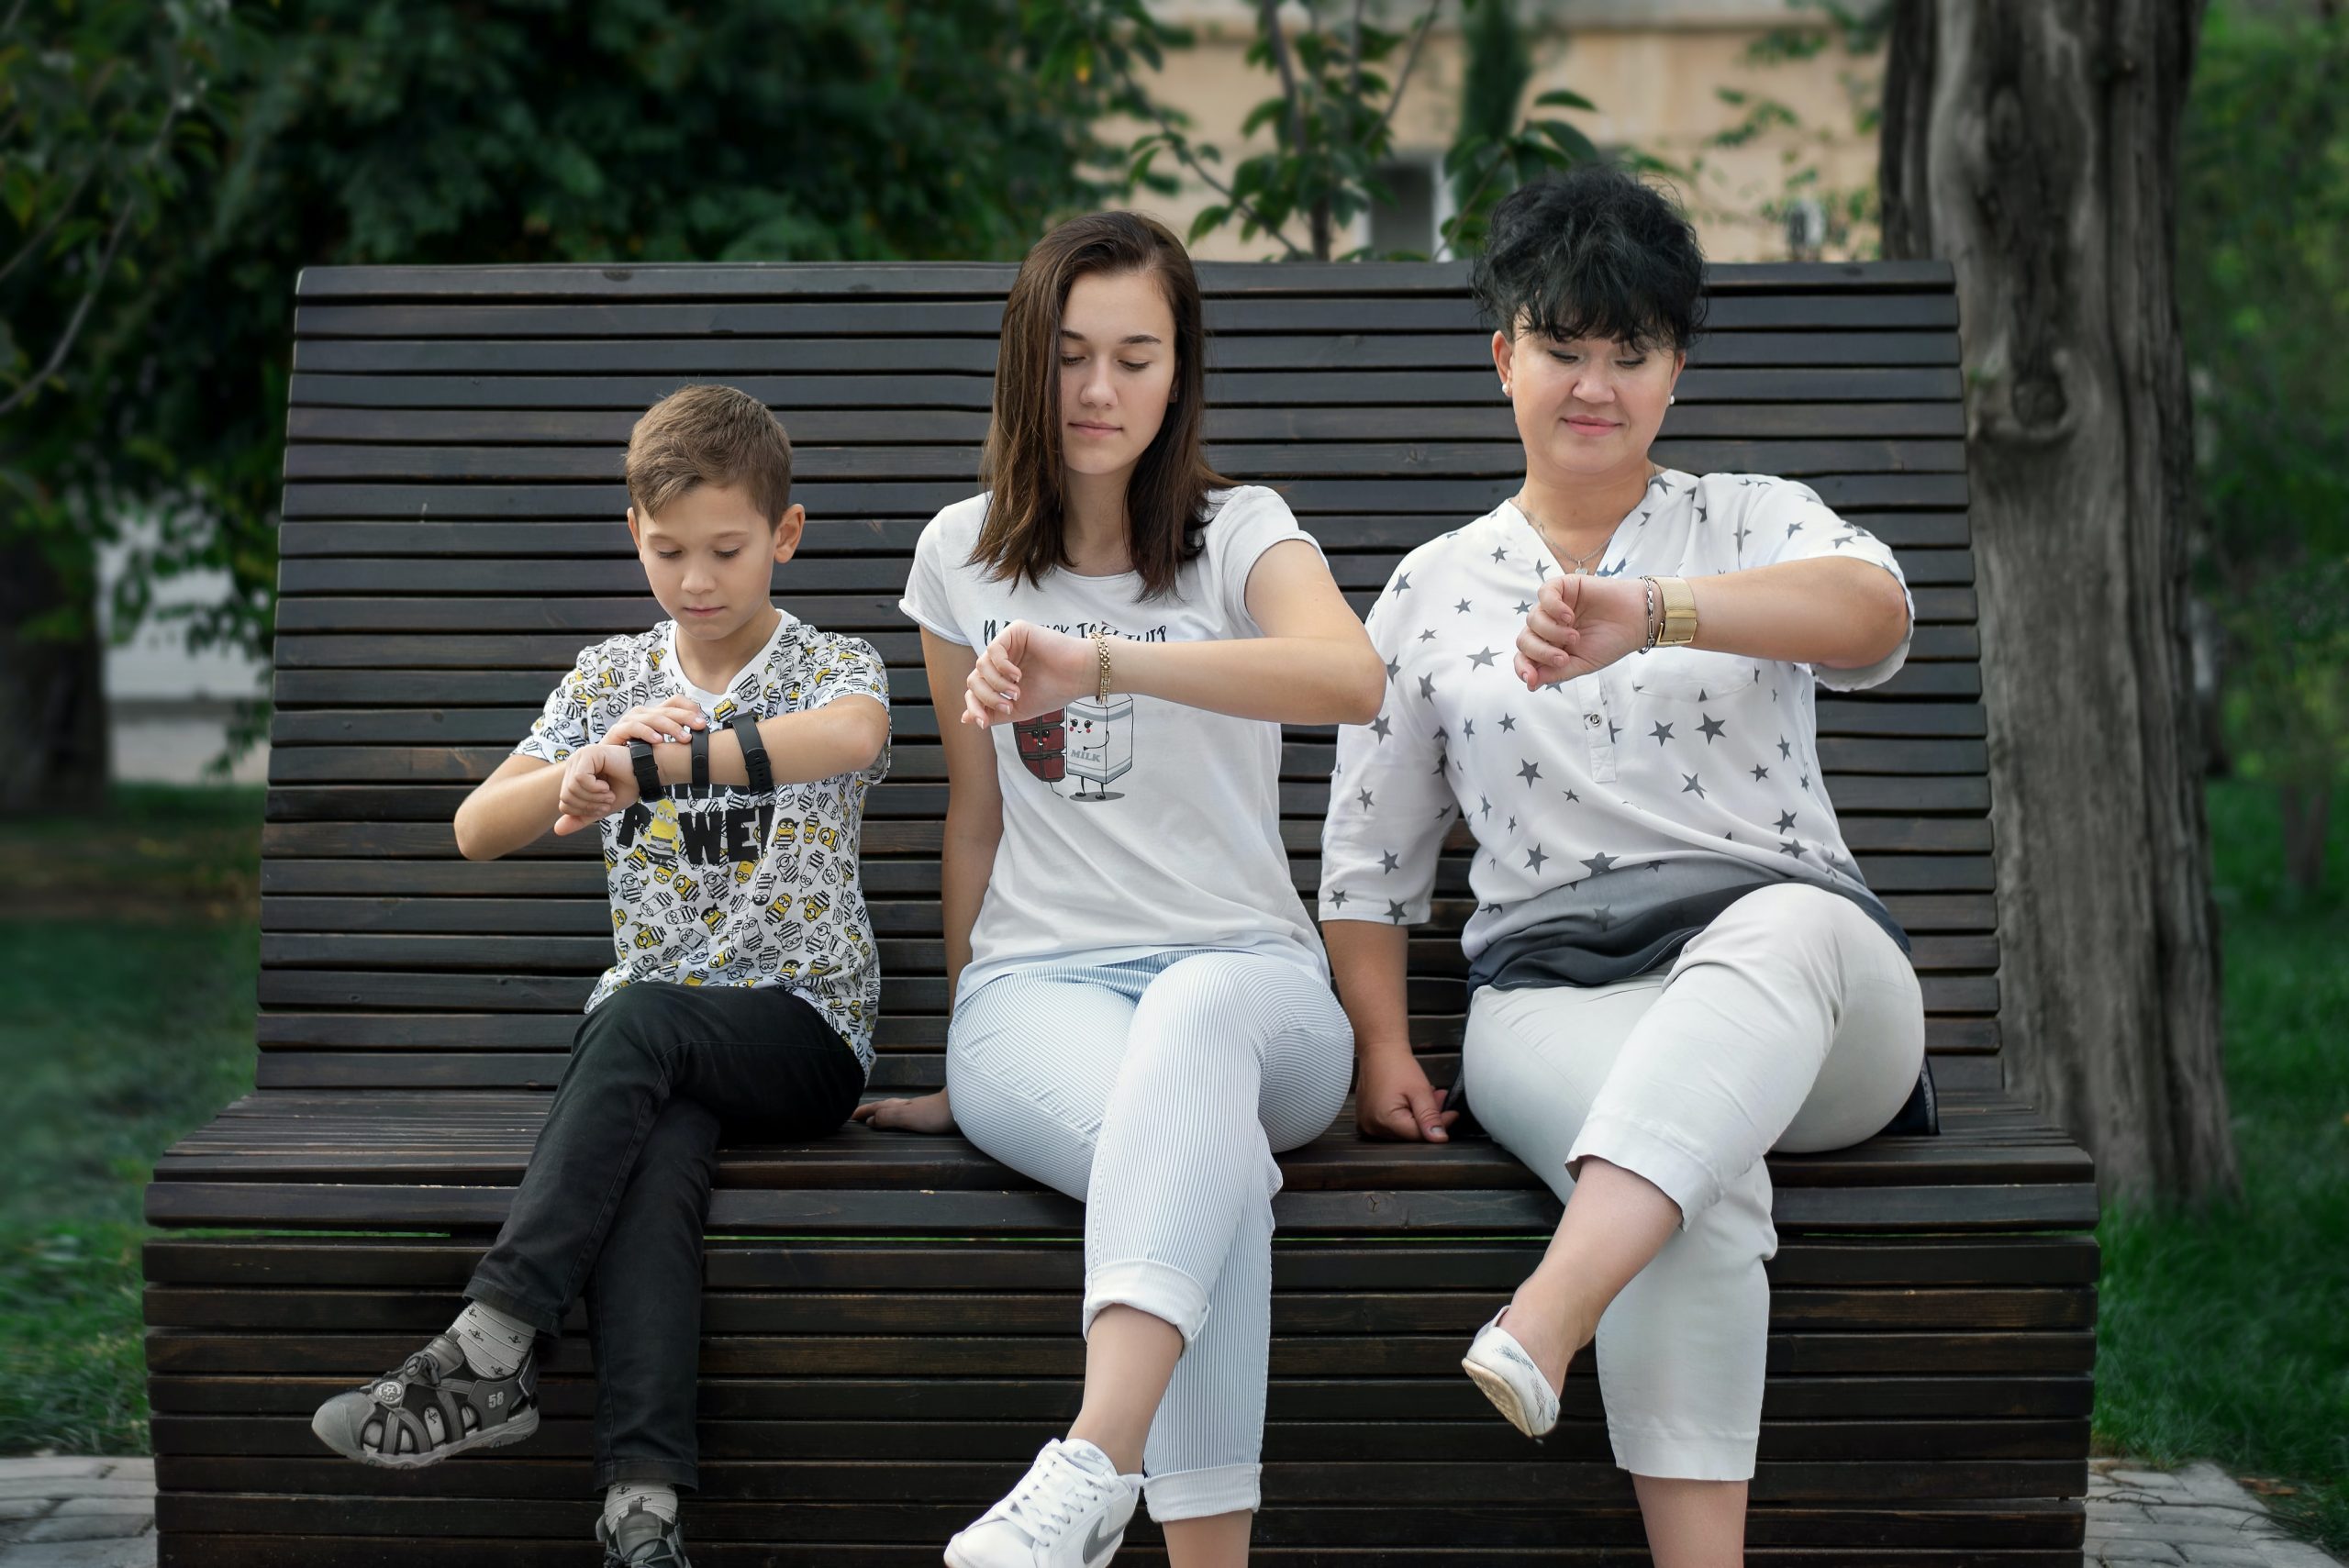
[1468,164,1708,353]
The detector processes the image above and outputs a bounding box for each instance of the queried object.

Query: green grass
[0,776,2344,1560]
[0,785,262,1453]
[2094,780,2349,1551]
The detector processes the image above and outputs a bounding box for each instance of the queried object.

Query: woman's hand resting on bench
[852,1089,957,1134]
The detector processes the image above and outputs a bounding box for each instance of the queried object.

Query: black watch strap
[728,714,773,795]
[689,724,710,790]
[626,738,664,802]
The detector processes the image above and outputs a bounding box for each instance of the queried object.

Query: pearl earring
[1668,395,1676,405]
[1501,382,1512,396]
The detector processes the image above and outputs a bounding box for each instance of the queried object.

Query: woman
[1318,166,1927,1568]
[854,210,1385,1568]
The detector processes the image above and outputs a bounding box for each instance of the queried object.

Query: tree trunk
[2279,784,2331,895]
[0,533,110,815]
[1880,0,2237,1203]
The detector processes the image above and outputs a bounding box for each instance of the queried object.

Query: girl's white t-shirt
[900,486,1330,999]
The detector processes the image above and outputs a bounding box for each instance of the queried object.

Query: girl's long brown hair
[974,210,1228,600]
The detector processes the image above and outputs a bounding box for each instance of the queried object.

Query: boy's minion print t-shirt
[514,611,890,1073]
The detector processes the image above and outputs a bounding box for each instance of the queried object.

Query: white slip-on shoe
[945,1437,1142,1568]
[1461,1307,1561,1440]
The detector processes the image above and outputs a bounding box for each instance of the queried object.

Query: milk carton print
[1011,697,1131,800]
[1063,695,1133,800]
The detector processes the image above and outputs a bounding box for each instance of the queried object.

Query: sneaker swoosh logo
[1081,1513,1123,1566]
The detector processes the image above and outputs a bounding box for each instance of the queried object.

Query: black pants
[465,982,864,1490]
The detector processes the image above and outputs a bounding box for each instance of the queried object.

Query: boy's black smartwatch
[727,714,773,795]
[689,724,710,790]
[626,738,665,803]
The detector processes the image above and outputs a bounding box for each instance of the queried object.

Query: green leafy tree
[1438,0,1600,258]
[2177,0,2349,891]
[1,0,239,809]
[1036,0,1601,262]
[3,0,1133,803]
[1693,0,1889,261]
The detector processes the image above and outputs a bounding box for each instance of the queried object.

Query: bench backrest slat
[262,261,1993,1094]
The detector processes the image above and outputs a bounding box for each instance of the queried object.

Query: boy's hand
[964,619,1093,728]
[554,743,640,835]
[599,695,707,748]
[852,1090,956,1135]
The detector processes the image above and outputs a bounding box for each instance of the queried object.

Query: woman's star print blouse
[1319,470,1915,989]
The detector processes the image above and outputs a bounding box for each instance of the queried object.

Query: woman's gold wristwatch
[1640,575,1698,650]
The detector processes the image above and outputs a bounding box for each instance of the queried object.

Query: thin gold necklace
[1516,466,1664,575]
[1515,494,1608,575]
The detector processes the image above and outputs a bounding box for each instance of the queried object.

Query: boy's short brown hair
[625,384,794,525]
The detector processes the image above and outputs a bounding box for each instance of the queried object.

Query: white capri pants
[947,949,1355,1522]
[1461,883,1925,1482]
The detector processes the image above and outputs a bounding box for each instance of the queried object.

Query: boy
[310,384,890,1568]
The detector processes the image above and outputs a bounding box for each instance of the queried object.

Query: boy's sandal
[599,1502,695,1567]
[310,1334,540,1469]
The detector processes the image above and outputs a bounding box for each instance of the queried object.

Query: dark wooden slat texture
[148,259,2090,1566]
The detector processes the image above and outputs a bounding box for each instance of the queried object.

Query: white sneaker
[945,1438,1141,1568]
[1461,1307,1561,1439]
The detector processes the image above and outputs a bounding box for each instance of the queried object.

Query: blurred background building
[1138,0,1879,262]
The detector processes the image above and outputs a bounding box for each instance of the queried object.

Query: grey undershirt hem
[1468,858,1910,996]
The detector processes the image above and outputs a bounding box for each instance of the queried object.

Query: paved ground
[2088,1460,2343,1567]
[0,1458,154,1568]
[1,1452,2339,1564]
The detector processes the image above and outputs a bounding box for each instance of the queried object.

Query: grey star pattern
[1592,905,1616,931]
[1357,788,1375,809]
[1329,889,1349,908]
[1379,850,1400,874]
[1323,489,1907,950]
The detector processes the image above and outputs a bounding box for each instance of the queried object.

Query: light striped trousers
[946,949,1355,1522]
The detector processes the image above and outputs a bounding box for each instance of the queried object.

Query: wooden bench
[143,259,2099,1566]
